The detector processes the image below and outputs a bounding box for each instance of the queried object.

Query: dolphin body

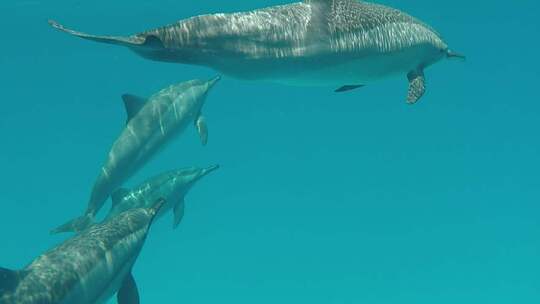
[0,199,165,304]
[52,77,220,234]
[99,165,219,231]
[49,0,463,103]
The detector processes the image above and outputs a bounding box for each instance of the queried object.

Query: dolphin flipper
[117,272,139,304]
[173,200,185,229]
[407,70,426,104]
[48,20,147,47]
[195,115,208,146]
[335,85,364,93]
[51,214,93,234]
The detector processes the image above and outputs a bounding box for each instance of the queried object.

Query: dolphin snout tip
[205,164,220,173]
[208,75,221,87]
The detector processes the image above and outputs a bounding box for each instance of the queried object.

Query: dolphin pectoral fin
[335,85,365,93]
[0,267,24,295]
[406,70,426,104]
[121,95,147,123]
[173,200,185,229]
[48,20,146,47]
[117,272,140,304]
[195,115,208,146]
[50,214,93,234]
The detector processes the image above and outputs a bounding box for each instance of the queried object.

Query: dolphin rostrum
[51,77,220,234]
[49,0,464,103]
[0,199,165,304]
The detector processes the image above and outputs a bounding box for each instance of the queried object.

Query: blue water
[1,0,538,303]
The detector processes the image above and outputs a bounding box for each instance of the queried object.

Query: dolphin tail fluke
[48,20,146,47]
[50,214,94,234]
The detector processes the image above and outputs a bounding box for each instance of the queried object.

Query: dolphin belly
[211,45,432,87]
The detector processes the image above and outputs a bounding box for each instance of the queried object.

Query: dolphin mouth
[203,164,220,176]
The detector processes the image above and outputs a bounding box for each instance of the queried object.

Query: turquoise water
[1,0,539,303]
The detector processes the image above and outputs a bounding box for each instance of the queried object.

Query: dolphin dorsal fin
[304,0,341,40]
[111,188,130,207]
[121,94,147,124]
[0,267,22,294]
[304,0,345,7]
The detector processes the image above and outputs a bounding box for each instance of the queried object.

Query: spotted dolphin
[0,199,165,304]
[51,77,220,234]
[49,0,463,103]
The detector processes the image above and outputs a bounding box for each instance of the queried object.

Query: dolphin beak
[207,75,221,88]
[447,50,466,61]
[202,164,220,177]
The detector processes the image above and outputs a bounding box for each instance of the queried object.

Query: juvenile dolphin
[49,0,464,103]
[52,77,220,234]
[83,165,219,232]
[0,199,165,304]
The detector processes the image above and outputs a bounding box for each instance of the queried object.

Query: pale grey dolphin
[49,0,463,103]
[51,77,220,234]
[80,165,219,231]
[0,199,165,304]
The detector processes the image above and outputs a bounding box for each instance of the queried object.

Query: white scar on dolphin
[49,0,464,103]
[51,77,220,234]
[0,199,165,304]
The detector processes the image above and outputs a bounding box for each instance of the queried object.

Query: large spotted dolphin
[0,199,165,304]
[49,0,463,103]
[51,77,220,234]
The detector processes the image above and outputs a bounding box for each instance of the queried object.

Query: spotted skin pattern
[1,202,163,304]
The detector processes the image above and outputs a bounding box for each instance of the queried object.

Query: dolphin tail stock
[47,20,154,48]
[50,213,94,235]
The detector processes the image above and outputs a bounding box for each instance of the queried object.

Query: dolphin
[87,165,219,231]
[49,0,464,103]
[0,199,165,304]
[51,77,220,234]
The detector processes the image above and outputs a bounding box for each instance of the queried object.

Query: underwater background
[1,0,538,303]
